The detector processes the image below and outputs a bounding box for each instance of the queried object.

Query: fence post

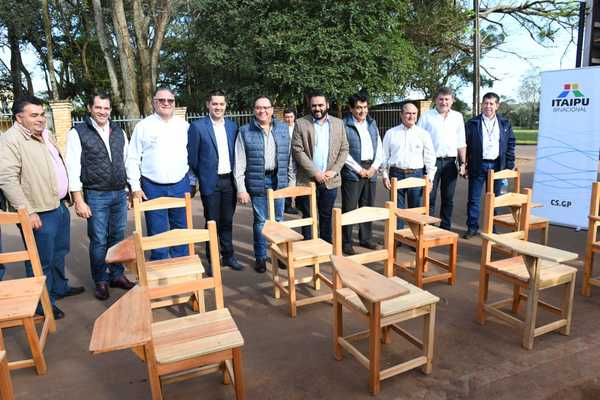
[48,100,73,153]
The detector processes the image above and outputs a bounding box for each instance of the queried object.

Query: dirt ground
[3,145,600,400]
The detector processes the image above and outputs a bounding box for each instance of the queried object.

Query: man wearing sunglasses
[126,87,191,260]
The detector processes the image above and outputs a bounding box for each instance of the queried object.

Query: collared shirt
[234,124,278,193]
[345,116,383,173]
[288,124,294,140]
[210,116,232,174]
[65,119,129,192]
[125,113,189,192]
[481,114,500,160]
[42,129,69,199]
[382,123,437,179]
[313,117,330,172]
[417,108,466,158]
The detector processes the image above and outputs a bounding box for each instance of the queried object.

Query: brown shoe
[95,282,110,301]
[109,275,136,290]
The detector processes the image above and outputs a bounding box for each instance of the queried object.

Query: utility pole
[473,0,481,116]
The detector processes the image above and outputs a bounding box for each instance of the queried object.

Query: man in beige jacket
[0,96,84,319]
[292,91,349,243]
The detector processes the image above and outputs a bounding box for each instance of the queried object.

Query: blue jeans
[466,160,501,233]
[24,203,71,305]
[85,189,128,283]
[296,184,337,243]
[141,176,190,260]
[250,175,284,261]
[430,158,458,230]
[390,169,424,229]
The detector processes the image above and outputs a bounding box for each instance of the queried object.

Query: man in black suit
[463,92,516,238]
[187,89,242,274]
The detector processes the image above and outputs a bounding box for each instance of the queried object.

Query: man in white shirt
[417,87,467,230]
[283,108,299,215]
[125,87,190,260]
[341,93,383,255]
[66,93,134,300]
[383,102,436,228]
[463,92,516,239]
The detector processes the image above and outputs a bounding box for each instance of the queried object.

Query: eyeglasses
[255,106,272,111]
[154,98,175,104]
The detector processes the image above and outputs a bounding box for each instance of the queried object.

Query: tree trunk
[41,0,60,99]
[112,0,140,117]
[7,21,25,99]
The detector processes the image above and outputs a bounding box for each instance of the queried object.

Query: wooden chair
[332,203,396,278]
[0,209,56,375]
[583,181,600,296]
[478,189,578,350]
[331,255,439,395]
[90,285,245,400]
[263,182,333,317]
[487,169,550,244]
[0,350,15,400]
[391,177,458,288]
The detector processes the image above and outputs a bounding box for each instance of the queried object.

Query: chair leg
[542,223,549,245]
[423,248,429,273]
[522,284,540,350]
[313,262,320,290]
[368,303,382,396]
[232,348,245,400]
[415,247,424,288]
[271,250,280,299]
[511,285,521,314]
[422,304,436,374]
[449,241,457,285]
[477,269,490,325]
[560,274,576,336]
[23,317,47,375]
[382,326,392,344]
[583,246,594,297]
[333,299,343,361]
[288,265,297,318]
[0,350,15,400]
[193,290,205,313]
[145,347,163,400]
[222,361,231,385]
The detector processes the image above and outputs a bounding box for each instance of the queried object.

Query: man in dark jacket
[463,92,516,238]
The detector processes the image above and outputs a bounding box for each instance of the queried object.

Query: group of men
[0,86,515,320]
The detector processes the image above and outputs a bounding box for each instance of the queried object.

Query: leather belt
[437,156,456,161]
[218,172,232,178]
[390,166,417,174]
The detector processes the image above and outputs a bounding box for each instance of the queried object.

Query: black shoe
[95,282,110,301]
[254,259,267,273]
[109,275,136,290]
[35,305,64,320]
[222,257,244,271]
[360,241,379,250]
[285,206,300,215]
[56,286,85,299]
[462,230,478,240]
[342,245,356,256]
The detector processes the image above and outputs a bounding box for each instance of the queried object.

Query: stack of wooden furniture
[90,223,245,399]
[477,189,578,349]
[0,209,56,378]
[390,177,458,288]
[583,181,600,296]
[263,182,333,317]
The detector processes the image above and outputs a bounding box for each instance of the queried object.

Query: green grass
[514,129,538,145]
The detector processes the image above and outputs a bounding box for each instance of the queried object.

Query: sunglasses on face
[154,98,175,104]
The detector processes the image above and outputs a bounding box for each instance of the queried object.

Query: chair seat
[272,238,332,262]
[152,308,244,364]
[487,256,577,286]
[0,277,45,322]
[337,277,439,317]
[494,213,549,226]
[395,225,458,243]
[145,255,205,288]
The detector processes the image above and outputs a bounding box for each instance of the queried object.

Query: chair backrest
[267,182,318,238]
[133,221,225,309]
[390,177,430,216]
[133,194,194,255]
[587,182,600,245]
[0,208,44,277]
[480,188,532,264]
[486,168,520,194]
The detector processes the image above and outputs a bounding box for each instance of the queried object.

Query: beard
[311,107,329,120]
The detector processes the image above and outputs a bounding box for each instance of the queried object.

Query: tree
[518,68,540,128]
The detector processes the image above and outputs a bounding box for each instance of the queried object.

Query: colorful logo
[552,83,589,110]
[557,83,585,98]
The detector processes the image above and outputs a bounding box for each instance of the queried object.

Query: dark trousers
[430,157,458,230]
[200,174,236,272]
[341,178,376,246]
[141,176,189,260]
[390,168,424,229]
[466,160,501,232]
[296,184,337,243]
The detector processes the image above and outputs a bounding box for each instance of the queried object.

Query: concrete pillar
[174,106,187,120]
[48,100,73,153]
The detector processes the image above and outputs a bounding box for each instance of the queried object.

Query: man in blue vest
[463,92,516,239]
[234,96,294,273]
[341,93,383,255]
[188,89,242,275]
[65,93,134,300]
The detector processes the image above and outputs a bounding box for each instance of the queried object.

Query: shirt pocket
[410,141,423,153]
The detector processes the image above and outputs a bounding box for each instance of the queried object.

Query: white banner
[532,67,600,228]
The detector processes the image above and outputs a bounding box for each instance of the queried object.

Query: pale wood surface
[394,209,440,225]
[141,229,210,251]
[494,192,529,208]
[395,225,458,241]
[89,286,152,354]
[262,220,304,244]
[105,236,135,264]
[134,196,186,212]
[340,207,390,226]
[492,169,519,180]
[267,185,312,199]
[488,256,577,285]
[145,255,204,287]
[330,256,408,303]
[0,277,45,322]
[273,239,332,261]
[494,213,548,225]
[481,233,578,263]
[391,177,426,189]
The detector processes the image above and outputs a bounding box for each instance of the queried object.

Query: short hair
[435,87,454,99]
[348,93,369,108]
[12,95,44,118]
[153,86,175,98]
[482,92,500,104]
[88,92,111,107]
[401,101,418,113]
[308,90,327,102]
[253,95,272,106]
[206,89,226,102]
[283,108,295,116]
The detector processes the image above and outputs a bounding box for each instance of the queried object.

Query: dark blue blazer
[465,113,515,176]
[187,116,238,196]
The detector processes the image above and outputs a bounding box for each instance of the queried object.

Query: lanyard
[482,118,496,142]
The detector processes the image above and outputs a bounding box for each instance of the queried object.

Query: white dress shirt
[345,117,383,173]
[125,113,189,192]
[481,114,500,160]
[65,118,128,192]
[382,123,437,179]
[417,108,466,158]
[210,116,232,174]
